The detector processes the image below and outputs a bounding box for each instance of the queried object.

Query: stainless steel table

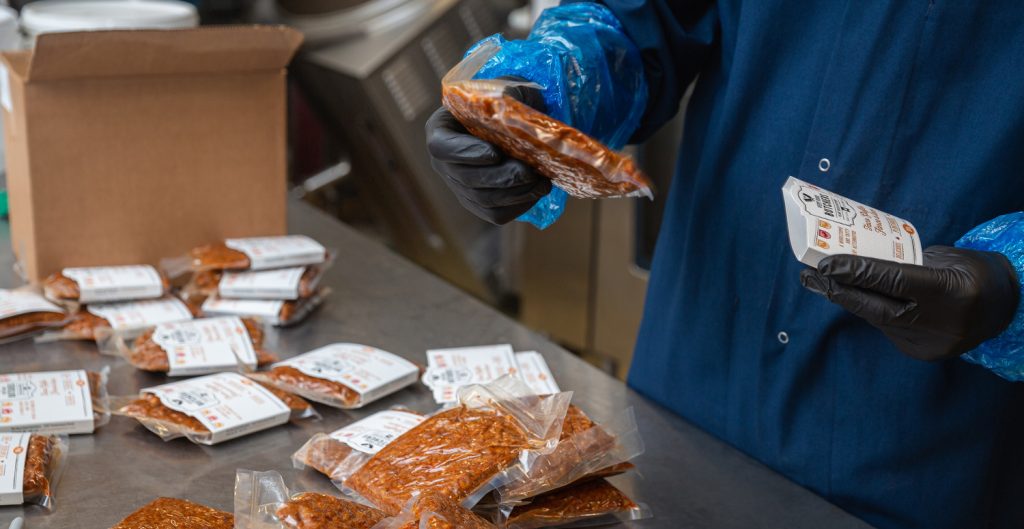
[0,202,875,529]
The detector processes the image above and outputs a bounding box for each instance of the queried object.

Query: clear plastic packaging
[42,265,170,304]
[0,288,69,342]
[494,405,644,504]
[234,469,387,529]
[199,288,330,327]
[113,372,319,445]
[0,433,68,510]
[44,295,197,342]
[97,316,278,376]
[372,493,497,529]
[250,343,421,409]
[504,479,651,529]
[182,254,334,301]
[292,408,425,485]
[442,41,653,203]
[161,235,331,278]
[344,376,572,515]
[111,497,234,529]
[0,368,110,434]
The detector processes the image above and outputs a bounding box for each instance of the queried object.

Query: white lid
[22,0,198,36]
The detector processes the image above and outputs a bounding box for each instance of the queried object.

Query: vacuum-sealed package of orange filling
[234,469,387,529]
[292,408,425,486]
[111,497,234,529]
[251,343,420,409]
[504,478,650,529]
[51,296,196,342]
[0,289,69,342]
[162,235,330,278]
[0,433,68,510]
[98,316,278,376]
[43,265,170,304]
[199,289,329,327]
[0,369,111,435]
[494,405,644,504]
[441,41,653,204]
[373,492,498,529]
[113,372,318,445]
[344,376,572,515]
[184,263,329,301]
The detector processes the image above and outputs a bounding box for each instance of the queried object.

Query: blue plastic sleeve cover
[957,212,1024,381]
[465,3,647,229]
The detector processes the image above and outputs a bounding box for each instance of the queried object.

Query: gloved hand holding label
[782,177,922,266]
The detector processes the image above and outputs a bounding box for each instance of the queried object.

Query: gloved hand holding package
[442,42,652,203]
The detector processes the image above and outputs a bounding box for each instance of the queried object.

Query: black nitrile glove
[800,246,1021,361]
[425,82,550,225]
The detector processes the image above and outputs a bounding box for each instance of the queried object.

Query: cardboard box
[0,26,303,282]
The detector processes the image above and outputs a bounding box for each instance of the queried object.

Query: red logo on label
[818,229,831,239]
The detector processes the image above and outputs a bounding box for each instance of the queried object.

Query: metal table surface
[0,202,875,529]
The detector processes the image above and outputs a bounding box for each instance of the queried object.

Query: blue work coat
[585,1,1024,528]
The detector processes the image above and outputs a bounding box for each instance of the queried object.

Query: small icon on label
[816,240,830,250]
[818,220,832,229]
[903,223,915,235]
[818,229,831,239]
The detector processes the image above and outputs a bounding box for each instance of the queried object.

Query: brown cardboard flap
[24,25,303,82]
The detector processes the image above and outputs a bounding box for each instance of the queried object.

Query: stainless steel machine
[281,0,517,303]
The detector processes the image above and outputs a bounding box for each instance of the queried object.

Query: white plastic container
[21,0,198,43]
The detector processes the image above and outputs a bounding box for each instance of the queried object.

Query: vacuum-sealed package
[235,469,387,529]
[422,344,518,405]
[376,493,497,529]
[43,265,169,304]
[115,372,318,445]
[495,405,643,504]
[0,433,67,510]
[293,408,425,484]
[0,289,68,342]
[200,289,328,327]
[164,235,329,276]
[58,296,195,341]
[0,369,110,435]
[100,316,278,376]
[187,263,328,301]
[441,41,653,202]
[782,177,923,267]
[345,376,572,515]
[251,343,420,409]
[111,497,234,529]
[505,479,650,529]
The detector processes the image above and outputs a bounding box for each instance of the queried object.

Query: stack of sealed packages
[39,264,194,342]
[230,374,649,529]
[167,235,333,327]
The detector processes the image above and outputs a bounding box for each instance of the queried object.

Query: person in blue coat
[425,2,1024,528]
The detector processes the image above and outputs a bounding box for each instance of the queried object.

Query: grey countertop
[0,202,874,529]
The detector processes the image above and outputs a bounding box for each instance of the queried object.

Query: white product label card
[423,344,518,404]
[142,372,290,444]
[0,433,30,505]
[0,290,64,320]
[201,297,284,325]
[225,236,326,271]
[87,297,193,332]
[0,63,11,113]
[219,267,306,300]
[329,409,424,455]
[276,344,419,404]
[63,265,163,303]
[515,351,560,395]
[782,177,923,267]
[152,317,258,376]
[0,370,95,434]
